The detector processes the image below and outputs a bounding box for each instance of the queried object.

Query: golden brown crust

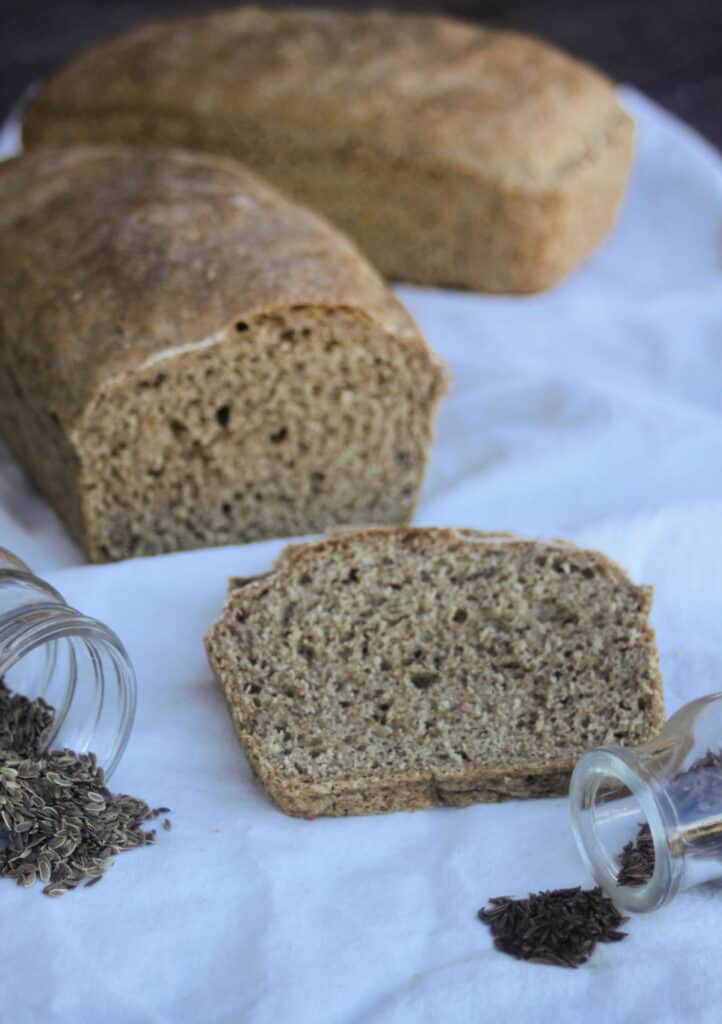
[0,145,424,427]
[25,9,619,185]
[23,8,635,292]
[0,147,447,559]
[205,527,666,818]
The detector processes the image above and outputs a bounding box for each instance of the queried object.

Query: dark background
[3,0,722,148]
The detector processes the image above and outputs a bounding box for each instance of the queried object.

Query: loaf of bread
[0,147,447,562]
[23,8,635,294]
[205,527,665,818]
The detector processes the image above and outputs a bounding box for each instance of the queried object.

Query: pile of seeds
[478,886,629,968]
[617,824,655,886]
[0,681,54,758]
[0,680,169,897]
[616,749,722,887]
[480,748,722,966]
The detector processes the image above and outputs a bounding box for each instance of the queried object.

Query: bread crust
[0,148,447,559]
[205,527,666,818]
[23,8,635,293]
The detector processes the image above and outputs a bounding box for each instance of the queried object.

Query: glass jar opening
[0,612,136,779]
[570,748,678,913]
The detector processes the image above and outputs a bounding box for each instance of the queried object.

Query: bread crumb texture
[206,527,665,817]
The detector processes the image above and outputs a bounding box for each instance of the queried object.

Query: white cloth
[2,88,722,1022]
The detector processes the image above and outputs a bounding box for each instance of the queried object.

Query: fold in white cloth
[2,88,722,1022]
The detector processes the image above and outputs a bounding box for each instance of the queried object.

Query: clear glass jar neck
[570,694,722,913]
[0,549,136,778]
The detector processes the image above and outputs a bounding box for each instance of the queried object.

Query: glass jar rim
[570,745,683,913]
[0,585,137,779]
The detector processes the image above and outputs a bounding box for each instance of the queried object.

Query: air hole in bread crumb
[344,568,360,584]
[582,567,595,579]
[170,419,187,438]
[235,321,249,332]
[139,372,166,390]
[269,426,287,444]
[452,609,468,623]
[411,674,437,690]
[216,405,231,428]
[298,644,315,662]
[280,329,295,341]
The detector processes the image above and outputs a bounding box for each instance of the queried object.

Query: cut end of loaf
[76,309,447,561]
[205,527,665,818]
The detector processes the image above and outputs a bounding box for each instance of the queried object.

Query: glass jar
[570,694,722,913]
[0,547,136,778]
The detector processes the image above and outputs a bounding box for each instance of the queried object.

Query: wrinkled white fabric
[1,88,721,1023]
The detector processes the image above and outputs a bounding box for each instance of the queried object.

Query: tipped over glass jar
[0,548,136,779]
[571,694,722,913]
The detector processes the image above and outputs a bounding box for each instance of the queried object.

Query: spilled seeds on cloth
[0,680,169,896]
[478,886,629,968]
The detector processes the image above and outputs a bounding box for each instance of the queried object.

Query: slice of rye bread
[205,527,665,818]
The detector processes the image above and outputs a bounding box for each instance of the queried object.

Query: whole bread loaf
[23,8,634,294]
[205,528,665,818]
[0,147,447,562]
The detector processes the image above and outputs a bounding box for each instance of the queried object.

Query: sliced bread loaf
[23,8,634,293]
[205,527,665,818]
[0,147,447,562]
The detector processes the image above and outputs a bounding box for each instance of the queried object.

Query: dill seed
[0,678,171,897]
[0,681,55,758]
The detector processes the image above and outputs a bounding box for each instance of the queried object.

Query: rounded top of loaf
[25,8,627,186]
[0,145,430,423]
